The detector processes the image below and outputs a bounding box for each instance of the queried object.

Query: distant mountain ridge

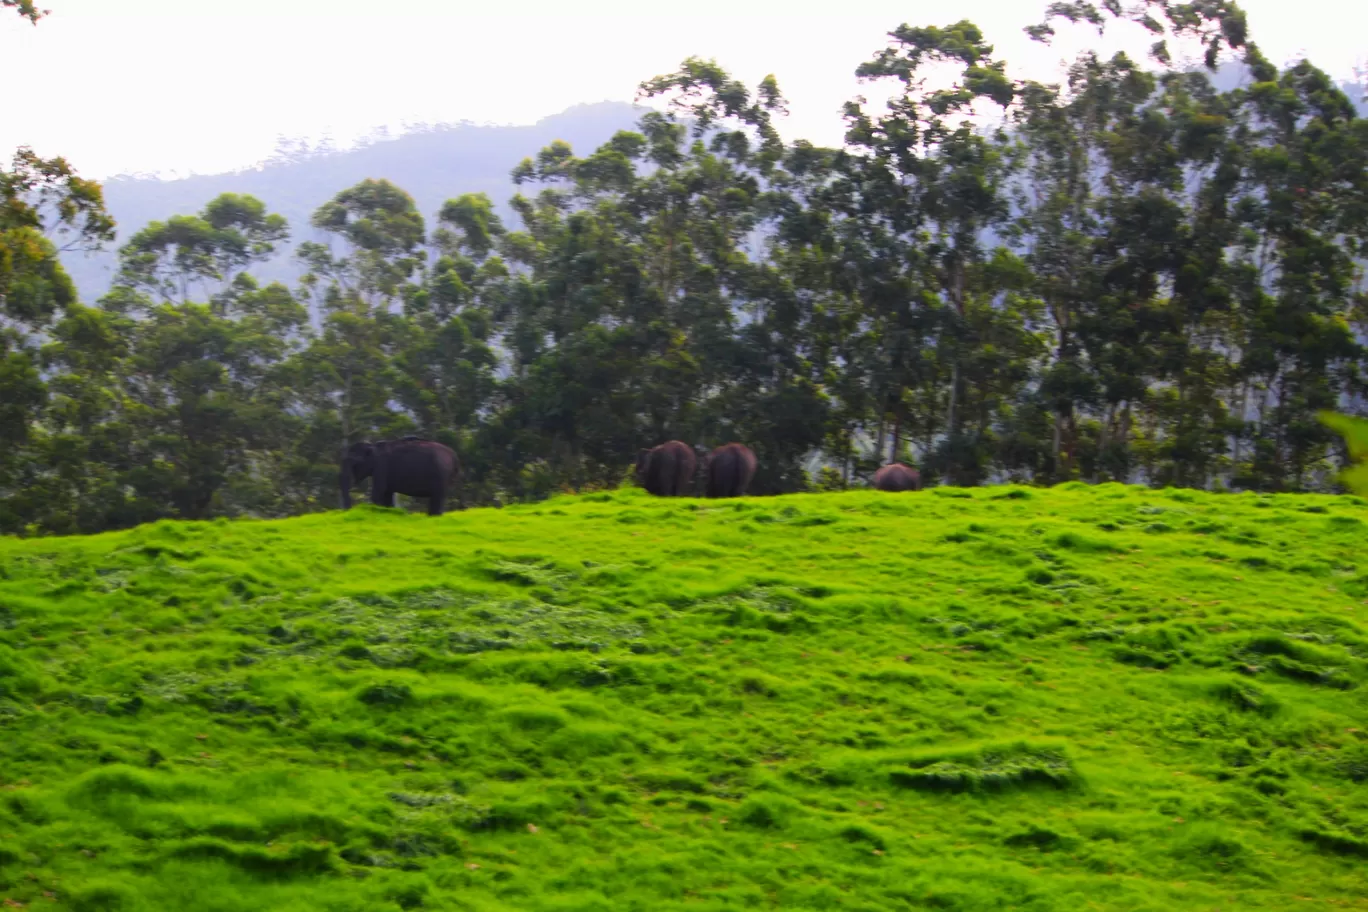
[59,71,1367,305]
[59,102,648,302]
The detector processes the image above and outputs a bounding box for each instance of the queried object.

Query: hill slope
[1,485,1366,910]
[59,102,646,302]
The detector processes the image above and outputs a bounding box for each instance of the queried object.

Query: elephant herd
[633,441,756,499]
[339,436,922,517]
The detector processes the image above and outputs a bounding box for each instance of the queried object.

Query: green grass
[2,483,1367,910]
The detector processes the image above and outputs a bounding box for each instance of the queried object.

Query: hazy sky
[3,0,1364,180]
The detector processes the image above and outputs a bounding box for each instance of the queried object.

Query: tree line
[3,1,1367,536]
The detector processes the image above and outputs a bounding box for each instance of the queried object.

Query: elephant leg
[372,461,389,507]
[427,474,447,516]
[369,476,393,507]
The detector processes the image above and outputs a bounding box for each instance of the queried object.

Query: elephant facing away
[340,437,463,516]
[705,443,757,498]
[873,463,921,492]
[635,441,697,497]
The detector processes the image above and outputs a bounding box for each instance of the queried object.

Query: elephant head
[339,441,378,509]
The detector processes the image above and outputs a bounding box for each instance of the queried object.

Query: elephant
[340,437,462,515]
[873,463,921,492]
[635,440,697,497]
[705,443,757,498]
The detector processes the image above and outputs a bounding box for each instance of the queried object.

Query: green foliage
[1027,0,1250,69]
[0,486,1365,908]
[304,178,426,306]
[5,2,1368,535]
[1320,412,1368,496]
[2,0,43,25]
[1,148,113,323]
[114,193,288,305]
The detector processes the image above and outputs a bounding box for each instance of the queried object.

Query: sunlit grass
[1,484,1366,909]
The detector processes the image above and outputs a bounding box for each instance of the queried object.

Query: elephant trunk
[340,463,353,510]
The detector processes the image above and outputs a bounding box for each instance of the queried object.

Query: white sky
[2,0,1364,180]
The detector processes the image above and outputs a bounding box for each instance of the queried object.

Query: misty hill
[60,72,1366,305]
[60,102,647,302]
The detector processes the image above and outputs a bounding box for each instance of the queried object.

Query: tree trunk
[1052,409,1064,480]
[341,369,354,447]
[339,462,353,509]
[1231,380,1247,470]
[945,258,967,485]
[1095,403,1112,484]
[1120,402,1133,484]
[946,359,960,479]
[1061,404,1072,478]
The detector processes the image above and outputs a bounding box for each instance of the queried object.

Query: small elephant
[636,440,697,497]
[705,443,757,498]
[340,437,463,516]
[873,463,921,492]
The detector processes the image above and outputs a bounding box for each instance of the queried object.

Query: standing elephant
[873,463,921,492]
[636,440,697,497]
[340,437,463,516]
[705,443,757,498]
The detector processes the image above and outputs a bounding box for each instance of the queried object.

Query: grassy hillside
[1,485,1366,910]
